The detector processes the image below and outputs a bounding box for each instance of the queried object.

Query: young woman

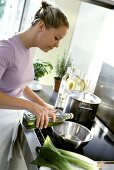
[0,1,69,169]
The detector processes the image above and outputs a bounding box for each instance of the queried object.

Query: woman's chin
[41,47,53,52]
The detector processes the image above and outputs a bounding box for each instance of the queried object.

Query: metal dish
[52,121,93,149]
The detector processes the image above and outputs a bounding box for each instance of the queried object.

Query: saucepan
[52,121,93,149]
[63,90,101,129]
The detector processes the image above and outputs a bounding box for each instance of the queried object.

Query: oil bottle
[22,109,74,130]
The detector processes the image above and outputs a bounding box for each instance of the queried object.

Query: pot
[63,90,101,129]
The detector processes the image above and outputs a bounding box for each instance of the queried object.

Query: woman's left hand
[43,102,57,126]
[44,102,55,111]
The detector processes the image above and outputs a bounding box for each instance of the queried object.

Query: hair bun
[41,1,51,8]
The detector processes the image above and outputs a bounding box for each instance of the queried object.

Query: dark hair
[32,1,69,29]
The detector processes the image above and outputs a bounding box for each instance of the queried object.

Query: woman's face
[34,21,68,52]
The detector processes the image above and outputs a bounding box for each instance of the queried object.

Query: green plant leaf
[55,51,72,78]
[33,59,53,80]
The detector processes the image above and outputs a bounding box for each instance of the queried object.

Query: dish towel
[0,109,24,170]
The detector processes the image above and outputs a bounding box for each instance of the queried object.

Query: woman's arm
[23,85,46,106]
[0,90,56,129]
[0,91,32,110]
[23,85,55,110]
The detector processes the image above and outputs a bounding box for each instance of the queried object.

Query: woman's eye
[55,37,59,41]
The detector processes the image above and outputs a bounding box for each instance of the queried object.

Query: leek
[32,156,58,170]
[43,136,59,153]
[31,136,99,170]
[58,148,99,170]
[32,136,75,170]
[39,146,74,170]
[60,154,98,170]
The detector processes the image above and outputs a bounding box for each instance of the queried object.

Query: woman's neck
[18,28,35,49]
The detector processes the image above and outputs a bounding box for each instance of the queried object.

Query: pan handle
[79,105,93,111]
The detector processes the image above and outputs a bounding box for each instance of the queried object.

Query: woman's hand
[44,102,55,110]
[23,86,57,129]
[29,102,56,129]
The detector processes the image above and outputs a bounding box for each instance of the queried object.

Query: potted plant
[54,51,72,92]
[33,59,53,81]
[29,59,53,91]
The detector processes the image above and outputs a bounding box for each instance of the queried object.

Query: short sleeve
[0,46,11,79]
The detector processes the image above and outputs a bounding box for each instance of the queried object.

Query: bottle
[77,72,85,91]
[54,93,63,109]
[74,68,81,91]
[55,67,71,109]
[83,76,91,92]
[22,110,74,130]
[66,66,80,91]
[58,67,71,95]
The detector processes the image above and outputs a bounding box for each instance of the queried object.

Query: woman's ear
[37,20,45,31]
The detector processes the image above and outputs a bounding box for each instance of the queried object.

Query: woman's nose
[54,41,59,47]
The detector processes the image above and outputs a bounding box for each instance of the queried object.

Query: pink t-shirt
[0,35,34,97]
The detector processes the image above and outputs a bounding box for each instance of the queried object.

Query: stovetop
[35,117,114,158]
[18,116,114,170]
[34,117,114,161]
[35,127,84,154]
[95,116,114,142]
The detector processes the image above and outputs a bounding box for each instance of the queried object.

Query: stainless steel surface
[67,90,101,104]
[95,117,114,142]
[18,124,40,170]
[63,91,101,129]
[94,62,114,136]
[52,121,93,149]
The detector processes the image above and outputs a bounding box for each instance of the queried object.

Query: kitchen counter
[18,85,114,170]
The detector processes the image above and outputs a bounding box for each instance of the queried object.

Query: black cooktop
[35,127,84,155]
[34,117,114,161]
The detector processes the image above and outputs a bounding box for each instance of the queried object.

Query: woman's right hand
[29,102,56,129]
